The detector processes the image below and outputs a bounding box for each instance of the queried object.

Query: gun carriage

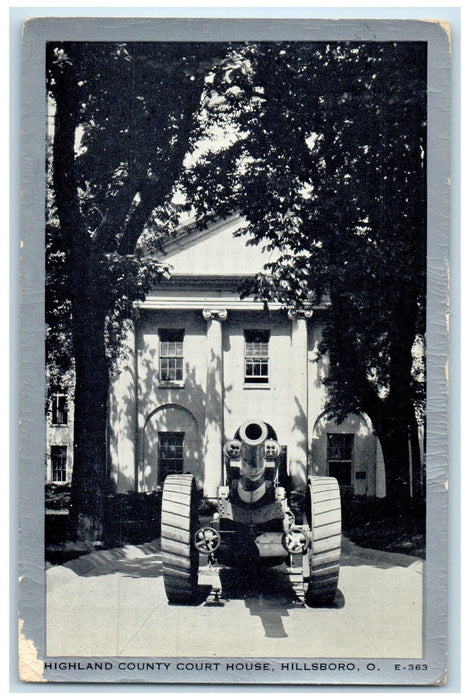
[160,419,341,606]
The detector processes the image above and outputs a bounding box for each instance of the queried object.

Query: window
[327,433,354,486]
[158,432,184,482]
[51,446,67,482]
[51,395,68,425]
[244,330,270,384]
[159,329,184,383]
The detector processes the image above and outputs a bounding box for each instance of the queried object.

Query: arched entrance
[311,412,384,497]
[142,404,202,491]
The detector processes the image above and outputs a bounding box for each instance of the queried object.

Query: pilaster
[287,308,313,491]
[108,320,137,492]
[202,308,227,497]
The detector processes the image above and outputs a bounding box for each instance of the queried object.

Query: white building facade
[109,215,386,498]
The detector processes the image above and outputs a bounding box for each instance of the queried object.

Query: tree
[46,42,227,541]
[182,42,426,500]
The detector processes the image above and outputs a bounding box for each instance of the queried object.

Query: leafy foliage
[46,41,229,539]
[182,42,427,496]
[46,219,74,395]
[46,43,228,379]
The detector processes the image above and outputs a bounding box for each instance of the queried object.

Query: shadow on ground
[217,566,344,638]
[78,556,163,578]
[59,542,162,577]
[220,566,303,639]
[57,535,420,581]
[55,541,349,640]
[49,536,419,644]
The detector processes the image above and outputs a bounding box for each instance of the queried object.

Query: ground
[46,535,423,661]
[45,486,425,664]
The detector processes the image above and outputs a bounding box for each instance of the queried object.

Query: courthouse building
[108,214,387,499]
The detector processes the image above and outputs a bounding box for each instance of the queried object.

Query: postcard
[18,16,451,685]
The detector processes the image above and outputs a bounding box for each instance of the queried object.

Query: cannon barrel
[239,420,269,482]
[224,420,280,504]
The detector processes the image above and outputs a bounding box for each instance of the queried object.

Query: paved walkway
[46,537,423,659]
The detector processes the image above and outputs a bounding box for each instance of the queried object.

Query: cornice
[136,297,330,313]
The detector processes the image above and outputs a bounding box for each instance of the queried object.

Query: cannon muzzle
[239,420,270,483]
[238,420,269,446]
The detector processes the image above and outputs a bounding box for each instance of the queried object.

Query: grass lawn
[341,493,425,558]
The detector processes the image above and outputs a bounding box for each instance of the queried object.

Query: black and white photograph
[18,16,451,686]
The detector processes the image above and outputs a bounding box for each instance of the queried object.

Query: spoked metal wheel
[303,476,342,606]
[161,474,199,604]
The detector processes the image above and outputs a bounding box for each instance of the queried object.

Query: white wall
[137,310,207,490]
[108,323,137,492]
[222,311,293,441]
[109,310,385,496]
[108,305,383,498]
[109,307,325,494]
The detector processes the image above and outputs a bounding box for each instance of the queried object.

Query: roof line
[162,211,245,255]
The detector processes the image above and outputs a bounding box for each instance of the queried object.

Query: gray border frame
[16,15,453,687]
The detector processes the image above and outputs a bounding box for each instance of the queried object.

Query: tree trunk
[69,297,110,543]
[376,291,421,503]
[373,414,411,503]
[49,51,111,542]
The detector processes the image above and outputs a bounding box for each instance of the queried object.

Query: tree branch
[117,98,201,255]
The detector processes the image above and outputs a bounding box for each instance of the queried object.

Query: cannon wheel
[303,476,341,606]
[161,474,199,604]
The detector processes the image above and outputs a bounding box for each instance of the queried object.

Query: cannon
[160,419,341,606]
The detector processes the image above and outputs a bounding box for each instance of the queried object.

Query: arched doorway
[311,412,384,497]
[142,404,202,491]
